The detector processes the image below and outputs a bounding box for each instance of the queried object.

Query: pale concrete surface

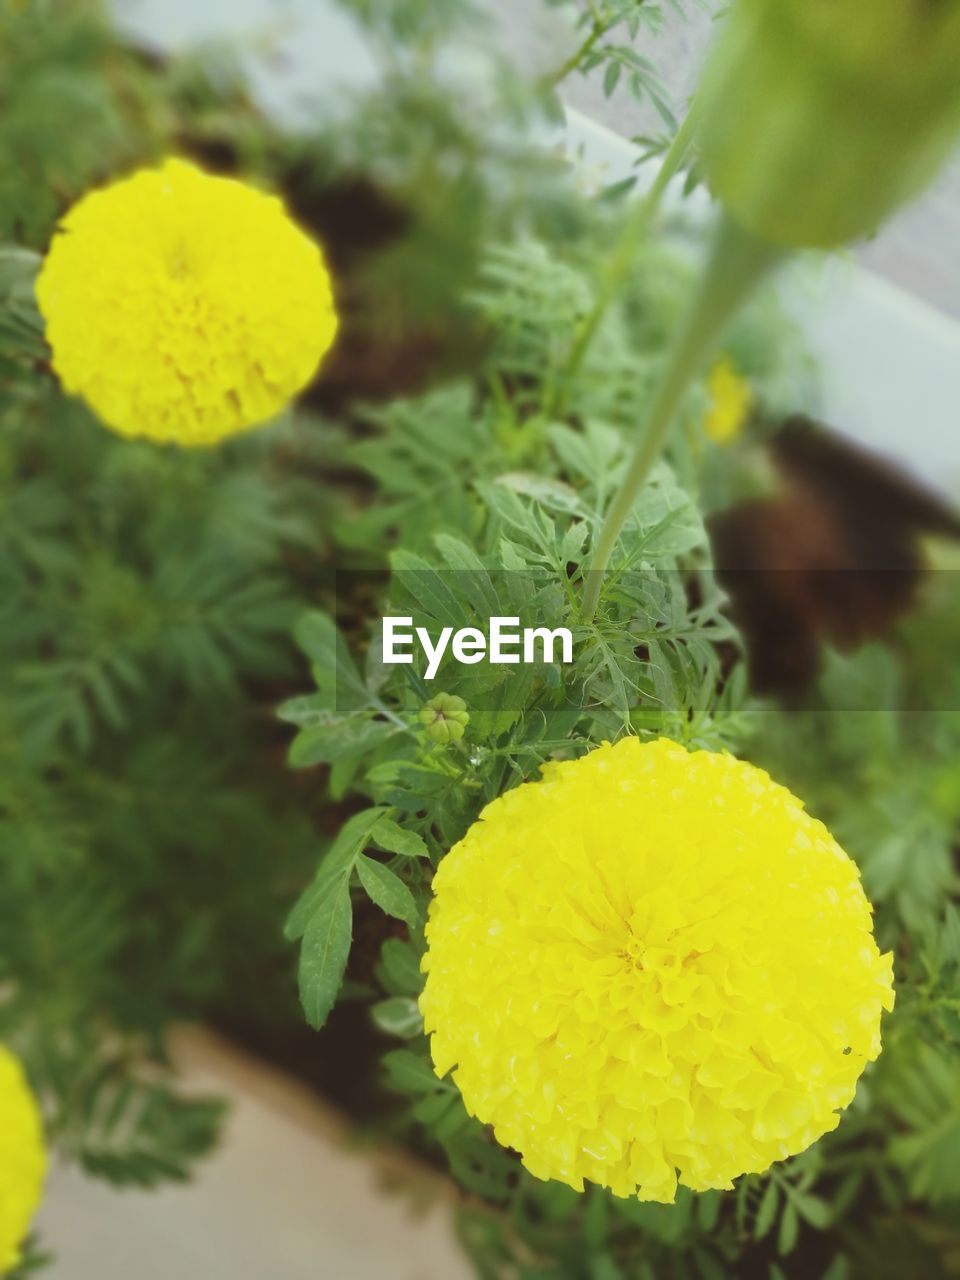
[38,1030,472,1280]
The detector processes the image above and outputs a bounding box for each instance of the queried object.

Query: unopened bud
[698,0,960,248]
[419,693,469,745]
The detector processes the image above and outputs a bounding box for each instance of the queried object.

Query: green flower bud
[419,693,469,745]
[698,0,960,248]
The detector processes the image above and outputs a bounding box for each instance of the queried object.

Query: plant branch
[541,11,606,90]
[580,212,788,621]
[546,96,703,417]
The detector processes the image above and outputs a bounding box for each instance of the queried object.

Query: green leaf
[389,550,466,630]
[790,1190,832,1229]
[372,816,430,859]
[584,1186,610,1249]
[433,533,500,616]
[822,1257,850,1280]
[63,1056,225,1191]
[285,808,387,941]
[0,247,45,360]
[357,855,419,929]
[496,471,584,517]
[778,1200,799,1255]
[276,693,329,726]
[383,1048,450,1096]
[298,884,353,1031]
[754,1179,779,1239]
[589,1256,623,1280]
[288,714,396,767]
[377,937,425,997]
[697,1190,722,1232]
[294,611,370,712]
[499,537,530,571]
[371,996,423,1038]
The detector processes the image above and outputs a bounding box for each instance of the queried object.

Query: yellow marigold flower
[420,737,894,1203]
[0,1046,46,1274]
[35,158,338,446]
[703,359,752,445]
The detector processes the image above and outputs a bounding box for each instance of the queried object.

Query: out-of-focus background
[12,2,960,1276]
[486,0,960,319]
[114,0,960,321]
[106,0,960,496]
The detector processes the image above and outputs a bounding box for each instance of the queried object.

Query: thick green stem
[547,98,703,417]
[580,213,788,621]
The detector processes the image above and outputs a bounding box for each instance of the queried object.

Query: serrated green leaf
[433,533,500,616]
[372,816,430,859]
[285,808,387,941]
[357,855,419,928]
[297,884,352,1031]
[389,550,465,630]
[293,611,369,712]
[499,537,531,571]
[288,715,396,767]
[277,693,329,727]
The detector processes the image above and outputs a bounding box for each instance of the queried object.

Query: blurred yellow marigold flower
[0,1047,46,1274]
[35,158,338,446]
[420,737,894,1202]
[703,359,752,445]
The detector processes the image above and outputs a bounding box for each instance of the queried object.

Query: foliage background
[1,2,958,1278]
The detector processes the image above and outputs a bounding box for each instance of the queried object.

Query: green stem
[547,97,703,417]
[543,19,605,90]
[580,213,789,621]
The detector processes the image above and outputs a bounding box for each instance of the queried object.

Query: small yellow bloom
[703,359,752,445]
[0,1047,46,1273]
[421,738,893,1202]
[36,158,338,446]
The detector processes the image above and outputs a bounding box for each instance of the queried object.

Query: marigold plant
[35,158,338,446]
[421,737,895,1203]
[0,1046,46,1275]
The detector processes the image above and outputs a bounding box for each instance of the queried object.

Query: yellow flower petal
[0,1046,46,1273]
[703,358,753,445]
[420,737,894,1201]
[35,158,338,446]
